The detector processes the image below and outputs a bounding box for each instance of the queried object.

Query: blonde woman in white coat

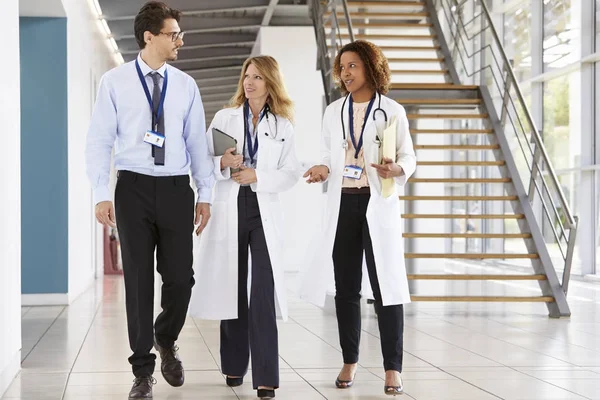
[189,56,298,400]
[302,41,416,396]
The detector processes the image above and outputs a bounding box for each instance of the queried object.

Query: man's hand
[95,201,116,228]
[232,166,257,185]
[195,202,211,236]
[303,165,329,183]
[371,157,403,179]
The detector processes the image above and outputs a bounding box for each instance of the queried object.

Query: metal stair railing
[309,0,355,105]
[427,0,578,297]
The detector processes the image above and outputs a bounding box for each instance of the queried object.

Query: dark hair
[134,1,182,49]
[333,40,391,95]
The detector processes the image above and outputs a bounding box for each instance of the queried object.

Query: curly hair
[333,40,391,95]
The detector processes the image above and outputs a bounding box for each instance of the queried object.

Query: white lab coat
[299,93,416,307]
[189,105,299,321]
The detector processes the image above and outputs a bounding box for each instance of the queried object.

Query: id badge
[144,130,165,148]
[343,165,363,179]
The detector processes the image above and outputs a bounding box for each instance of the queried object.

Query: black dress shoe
[154,337,184,387]
[257,388,275,399]
[128,376,155,399]
[226,376,244,387]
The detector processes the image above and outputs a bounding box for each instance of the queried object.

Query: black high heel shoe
[335,374,355,389]
[226,376,243,387]
[384,384,403,396]
[257,388,275,399]
[384,374,403,396]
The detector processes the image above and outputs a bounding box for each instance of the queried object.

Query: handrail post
[500,61,513,126]
[562,215,578,294]
[341,0,355,42]
[528,146,541,203]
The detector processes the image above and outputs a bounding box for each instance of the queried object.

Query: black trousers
[220,186,279,389]
[115,170,195,378]
[333,192,404,372]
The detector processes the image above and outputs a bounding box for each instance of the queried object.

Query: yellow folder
[381,116,397,198]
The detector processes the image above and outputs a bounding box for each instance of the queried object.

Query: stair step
[347,1,426,8]
[416,161,506,166]
[388,57,445,63]
[411,129,492,133]
[403,233,532,238]
[409,178,511,183]
[400,99,481,105]
[328,22,433,28]
[405,253,539,259]
[411,296,553,302]
[392,83,478,90]
[400,195,517,201]
[332,45,441,51]
[341,34,437,40]
[392,70,448,75]
[402,214,525,219]
[328,12,429,18]
[408,113,489,119]
[408,274,547,280]
[414,144,499,150]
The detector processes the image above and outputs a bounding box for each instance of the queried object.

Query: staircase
[311,0,579,317]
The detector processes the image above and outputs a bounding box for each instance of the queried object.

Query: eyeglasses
[158,31,185,42]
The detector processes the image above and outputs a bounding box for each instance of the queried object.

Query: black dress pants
[115,170,195,378]
[220,186,279,389]
[332,191,404,372]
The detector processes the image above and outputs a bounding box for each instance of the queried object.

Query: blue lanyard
[243,101,266,165]
[348,95,375,159]
[135,59,168,131]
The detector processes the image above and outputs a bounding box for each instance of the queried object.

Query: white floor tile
[4,273,600,400]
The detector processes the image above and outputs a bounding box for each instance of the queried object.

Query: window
[543,73,581,170]
[543,0,579,70]
[504,2,532,81]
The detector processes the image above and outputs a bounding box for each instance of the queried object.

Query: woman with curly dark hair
[301,40,416,396]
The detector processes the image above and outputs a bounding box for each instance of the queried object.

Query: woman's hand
[371,157,403,179]
[232,166,257,185]
[220,147,243,170]
[303,165,330,183]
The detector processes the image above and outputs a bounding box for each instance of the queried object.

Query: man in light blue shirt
[85,2,214,398]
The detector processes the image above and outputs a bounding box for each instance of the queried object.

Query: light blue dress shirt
[85,54,215,205]
[243,106,266,170]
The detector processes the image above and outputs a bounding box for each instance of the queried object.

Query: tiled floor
[4,262,600,400]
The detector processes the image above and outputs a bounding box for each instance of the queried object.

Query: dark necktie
[150,72,165,166]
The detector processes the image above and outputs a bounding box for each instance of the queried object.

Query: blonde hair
[229,56,294,123]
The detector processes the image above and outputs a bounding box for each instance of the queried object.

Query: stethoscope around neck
[340,91,388,149]
[242,101,284,165]
[243,101,283,142]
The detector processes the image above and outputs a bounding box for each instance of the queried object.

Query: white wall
[0,0,22,395]
[20,0,65,17]
[255,27,325,272]
[62,0,115,302]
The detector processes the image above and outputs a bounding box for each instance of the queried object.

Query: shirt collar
[137,53,167,77]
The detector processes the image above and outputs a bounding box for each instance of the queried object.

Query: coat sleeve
[320,105,333,173]
[206,111,232,181]
[252,120,300,194]
[394,106,416,186]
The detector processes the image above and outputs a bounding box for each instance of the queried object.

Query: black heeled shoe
[384,375,403,396]
[384,384,403,396]
[257,388,275,399]
[226,376,243,387]
[335,374,356,389]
